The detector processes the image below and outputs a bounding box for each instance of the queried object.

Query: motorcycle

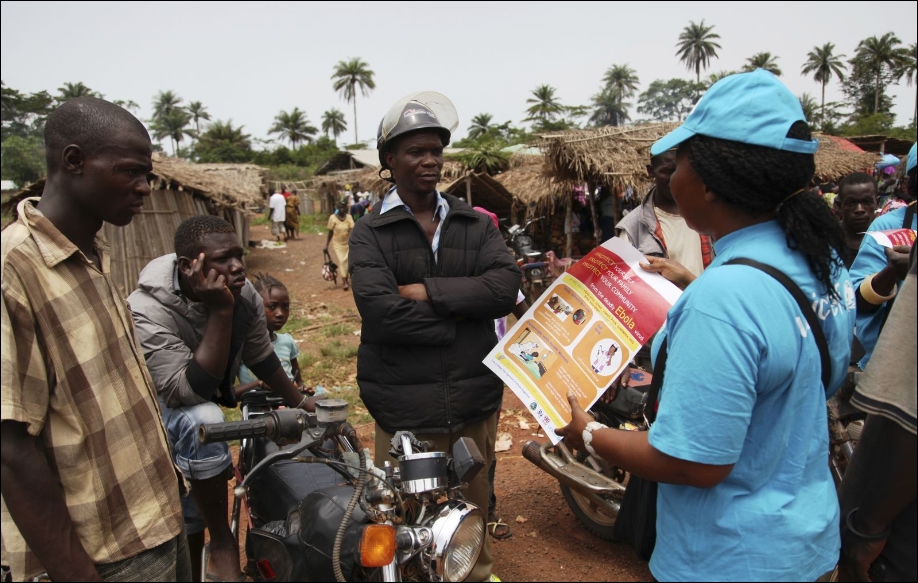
[523,356,864,542]
[198,389,487,582]
[505,216,552,304]
[522,364,654,539]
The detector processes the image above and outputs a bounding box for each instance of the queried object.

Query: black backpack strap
[724,258,832,390]
[903,202,915,230]
[646,338,667,425]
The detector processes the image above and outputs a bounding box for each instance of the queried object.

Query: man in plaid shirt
[1,97,186,581]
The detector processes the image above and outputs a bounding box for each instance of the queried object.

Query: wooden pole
[564,191,573,259]
[587,181,601,249]
[466,174,473,206]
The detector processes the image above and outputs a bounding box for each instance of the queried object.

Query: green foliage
[454,118,531,147]
[252,137,339,174]
[187,101,211,136]
[801,43,847,131]
[1,135,46,185]
[268,107,318,148]
[298,212,331,235]
[603,64,640,100]
[798,93,819,124]
[842,63,896,119]
[588,63,641,128]
[321,108,347,143]
[637,78,705,122]
[194,119,253,163]
[1,82,54,141]
[589,87,630,127]
[56,82,100,101]
[447,143,510,174]
[675,19,722,83]
[323,323,352,338]
[150,90,190,155]
[851,33,910,114]
[331,57,376,144]
[524,84,565,125]
[743,52,782,76]
[838,112,897,136]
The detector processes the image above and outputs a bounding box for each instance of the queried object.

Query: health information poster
[484,238,682,444]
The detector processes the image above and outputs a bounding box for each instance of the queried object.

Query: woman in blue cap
[557,69,856,581]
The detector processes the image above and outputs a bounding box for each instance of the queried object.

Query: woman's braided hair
[683,121,846,300]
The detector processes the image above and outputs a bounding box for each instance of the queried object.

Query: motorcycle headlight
[425,500,484,582]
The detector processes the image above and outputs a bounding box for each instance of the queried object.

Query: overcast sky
[2,1,916,152]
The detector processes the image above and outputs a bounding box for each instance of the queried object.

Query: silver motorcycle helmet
[376,91,459,179]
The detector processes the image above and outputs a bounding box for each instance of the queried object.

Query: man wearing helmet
[350,92,521,581]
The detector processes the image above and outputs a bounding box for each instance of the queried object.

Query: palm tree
[151,108,191,156]
[152,90,183,120]
[524,85,565,125]
[321,108,348,144]
[57,82,98,100]
[902,42,917,125]
[602,64,640,100]
[467,113,495,139]
[706,70,735,87]
[330,58,376,145]
[675,19,722,83]
[112,99,140,113]
[150,90,186,154]
[590,87,630,127]
[268,107,318,149]
[196,119,253,163]
[743,52,782,76]
[798,93,819,123]
[187,101,211,137]
[853,33,909,114]
[801,43,847,129]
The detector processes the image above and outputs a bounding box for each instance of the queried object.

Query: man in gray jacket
[129,215,315,582]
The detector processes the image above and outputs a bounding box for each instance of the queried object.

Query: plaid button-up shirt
[1,198,183,581]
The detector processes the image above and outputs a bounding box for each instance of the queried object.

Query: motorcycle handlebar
[199,409,306,444]
[199,417,271,443]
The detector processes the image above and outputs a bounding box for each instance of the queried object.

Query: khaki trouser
[375,411,498,582]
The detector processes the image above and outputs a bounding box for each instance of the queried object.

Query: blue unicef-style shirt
[238,332,299,385]
[648,220,855,582]
[849,205,916,368]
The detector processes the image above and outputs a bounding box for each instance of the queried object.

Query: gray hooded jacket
[128,254,278,409]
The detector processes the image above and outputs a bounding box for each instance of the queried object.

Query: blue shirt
[379,187,450,262]
[648,220,855,582]
[848,205,917,368]
[237,332,299,385]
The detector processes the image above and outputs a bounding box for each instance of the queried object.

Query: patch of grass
[299,213,329,236]
[323,323,352,338]
[251,214,270,227]
[320,340,359,359]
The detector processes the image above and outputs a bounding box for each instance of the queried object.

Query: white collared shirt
[379,187,450,262]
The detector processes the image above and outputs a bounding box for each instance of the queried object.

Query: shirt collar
[379,187,450,221]
[17,197,110,270]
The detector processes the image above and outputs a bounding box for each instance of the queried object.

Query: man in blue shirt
[849,142,917,369]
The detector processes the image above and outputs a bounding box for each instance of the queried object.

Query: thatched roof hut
[440,173,514,216]
[2,154,266,296]
[844,135,913,157]
[813,135,879,181]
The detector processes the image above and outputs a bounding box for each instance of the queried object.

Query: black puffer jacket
[349,192,521,434]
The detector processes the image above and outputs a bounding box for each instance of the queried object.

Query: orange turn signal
[360,524,397,567]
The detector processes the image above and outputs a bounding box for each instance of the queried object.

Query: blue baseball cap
[907,142,916,173]
[651,69,819,156]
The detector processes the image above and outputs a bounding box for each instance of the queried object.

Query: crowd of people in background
[2,69,915,583]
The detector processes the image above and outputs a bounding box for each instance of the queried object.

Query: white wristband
[582,421,608,456]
